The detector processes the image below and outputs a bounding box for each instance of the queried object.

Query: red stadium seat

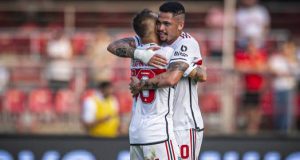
[112,59,131,82]
[0,34,14,54]
[13,37,30,54]
[115,91,132,114]
[71,33,89,55]
[28,88,53,113]
[199,92,220,113]
[54,89,77,114]
[3,89,26,114]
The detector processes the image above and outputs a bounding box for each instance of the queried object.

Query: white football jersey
[129,36,176,144]
[164,32,204,131]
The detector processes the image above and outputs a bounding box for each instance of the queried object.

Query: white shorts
[175,129,204,160]
[130,139,181,160]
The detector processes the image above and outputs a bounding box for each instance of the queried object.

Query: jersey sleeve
[154,46,174,61]
[133,35,142,48]
[169,39,201,66]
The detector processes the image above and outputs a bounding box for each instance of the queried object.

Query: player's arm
[130,61,188,95]
[107,37,136,58]
[107,37,167,68]
[188,65,207,82]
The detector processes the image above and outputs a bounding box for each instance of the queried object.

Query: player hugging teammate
[107,2,206,160]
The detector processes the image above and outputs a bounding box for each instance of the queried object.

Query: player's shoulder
[137,42,159,50]
[178,32,198,45]
[160,46,174,52]
[179,32,192,39]
[161,46,174,58]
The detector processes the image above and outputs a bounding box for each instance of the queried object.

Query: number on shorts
[136,69,156,104]
[180,145,189,159]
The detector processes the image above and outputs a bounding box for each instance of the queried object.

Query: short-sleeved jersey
[129,36,176,145]
[163,32,204,131]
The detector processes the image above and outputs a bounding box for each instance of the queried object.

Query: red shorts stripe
[165,141,171,160]
[190,129,193,160]
[193,129,196,160]
[194,129,197,151]
[170,140,176,160]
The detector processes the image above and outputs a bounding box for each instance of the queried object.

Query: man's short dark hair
[98,81,112,90]
[132,9,157,39]
[159,1,185,16]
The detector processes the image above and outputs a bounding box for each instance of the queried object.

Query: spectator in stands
[235,39,268,135]
[86,27,117,84]
[81,81,120,138]
[205,6,224,59]
[45,30,73,91]
[268,39,298,132]
[236,0,270,49]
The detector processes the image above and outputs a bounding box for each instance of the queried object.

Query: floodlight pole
[221,0,237,134]
[64,6,75,33]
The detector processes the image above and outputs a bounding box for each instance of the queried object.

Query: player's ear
[178,22,184,31]
[176,15,184,31]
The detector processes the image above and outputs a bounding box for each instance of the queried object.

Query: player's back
[129,36,176,144]
[166,32,204,131]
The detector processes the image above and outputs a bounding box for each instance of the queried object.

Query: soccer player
[109,9,181,160]
[130,2,204,159]
[107,2,206,160]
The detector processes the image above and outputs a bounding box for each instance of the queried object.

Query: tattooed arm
[107,37,136,58]
[130,62,189,95]
[188,65,207,82]
[107,37,167,68]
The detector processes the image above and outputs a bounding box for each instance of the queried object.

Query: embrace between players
[107,2,207,160]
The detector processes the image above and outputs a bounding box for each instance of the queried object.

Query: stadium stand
[54,88,78,115]
[3,88,26,115]
[28,87,53,114]
[0,0,299,135]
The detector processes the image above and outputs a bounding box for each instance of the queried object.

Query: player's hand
[147,46,160,51]
[129,77,141,96]
[148,54,167,69]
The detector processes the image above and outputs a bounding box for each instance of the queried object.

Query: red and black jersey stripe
[180,32,191,39]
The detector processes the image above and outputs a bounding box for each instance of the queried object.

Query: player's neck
[141,36,159,45]
[167,38,177,45]
[166,32,182,45]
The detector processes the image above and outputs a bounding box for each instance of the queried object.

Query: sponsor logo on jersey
[174,51,188,57]
[181,45,187,52]
[173,45,188,57]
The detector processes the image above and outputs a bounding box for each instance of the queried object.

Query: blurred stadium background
[0,0,300,159]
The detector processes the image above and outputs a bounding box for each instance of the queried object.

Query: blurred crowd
[0,27,133,136]
[197,0,300,135]
[0,0,300,137]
